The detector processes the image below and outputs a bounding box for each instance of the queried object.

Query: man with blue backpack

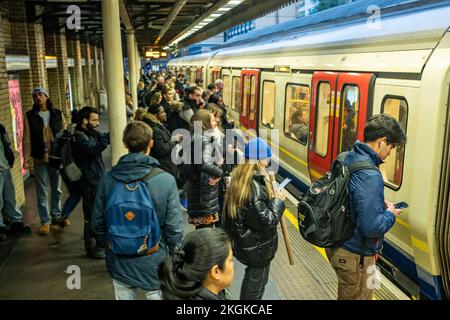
[92,121,183,300]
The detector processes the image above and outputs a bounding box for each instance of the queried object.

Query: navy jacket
[342,141,396,256]
[72,125,110,186]
[92,153,184,290]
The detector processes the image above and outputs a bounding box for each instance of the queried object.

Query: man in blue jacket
[92,121,183,300]
[326,114,407,300]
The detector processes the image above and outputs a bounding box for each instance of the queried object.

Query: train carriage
[168,1,450,300]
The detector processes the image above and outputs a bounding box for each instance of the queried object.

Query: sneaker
[9,222,32,234]
[39,224,50,236]
[180,198,188,210]
[0,227,6,241]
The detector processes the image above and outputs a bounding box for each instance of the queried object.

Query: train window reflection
[232,76,241,112]
[315,82,331,156]
[284,84,310,145]
[339,85,360,153]
[249,76,256,121]
[223,75,230,107]
[380,97,408,189]
[262,81,276,129]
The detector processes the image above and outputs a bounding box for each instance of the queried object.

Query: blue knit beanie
[244,137,272,160]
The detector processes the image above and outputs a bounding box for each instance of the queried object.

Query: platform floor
[0,114,409,300]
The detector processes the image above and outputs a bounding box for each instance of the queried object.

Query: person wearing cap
[224,137,286,300]
[23,87,66,235]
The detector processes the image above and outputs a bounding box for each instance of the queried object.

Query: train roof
[219,0,431,48]
[169,0,450,73]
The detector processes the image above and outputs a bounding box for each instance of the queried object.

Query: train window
[223,75,231,107]
[249,76,256,121]
[232,76,241,112]
[242,75,250,116]
[284,84,310,145]
[315,82,332,157]
[261,81,276,129]
[339,85,360,153]
[380,96,408,189]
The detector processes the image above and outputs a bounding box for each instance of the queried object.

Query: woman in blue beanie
[224,137,286,300]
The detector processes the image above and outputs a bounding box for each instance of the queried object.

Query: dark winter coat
[187,134,223,218]
[225,175,285,268]
[26,105,64,159]
[92,152,183,291]
[342,141,396,256]
[142,114,179,182]
[72,125,110,186]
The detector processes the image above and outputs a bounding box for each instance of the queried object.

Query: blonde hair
[134,107,147,121]
[226,161,274,219]
[190,109,213,130]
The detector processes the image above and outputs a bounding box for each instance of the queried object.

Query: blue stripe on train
[274,160,446,300]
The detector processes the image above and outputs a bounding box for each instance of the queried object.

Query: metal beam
[119,0,133,31]
[155,0,187,45]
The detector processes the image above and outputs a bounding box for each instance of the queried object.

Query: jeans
[60,171,81,219]
[34,161,62,224]
[240,264,271,300]
[112,279,162,300]
[0,170,23,227]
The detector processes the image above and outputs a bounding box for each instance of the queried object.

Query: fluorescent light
[203,18,213,22]
[217,7,232,11]
[210,13,222,17]
[229,0,243,4]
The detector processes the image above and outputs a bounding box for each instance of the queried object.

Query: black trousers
[240,263,271,300]
[79,183,103,254]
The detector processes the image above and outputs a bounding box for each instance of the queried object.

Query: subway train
[168,1,450,299]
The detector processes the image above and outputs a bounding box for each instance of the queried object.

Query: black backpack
[297,152,378,248]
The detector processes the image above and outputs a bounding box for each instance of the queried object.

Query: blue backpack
[105,168,163,256]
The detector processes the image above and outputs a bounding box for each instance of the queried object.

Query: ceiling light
[217,7,232,11]
[210,13,222,17]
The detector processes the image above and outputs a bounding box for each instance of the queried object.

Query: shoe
[87,247,106,259]
[180,198,188,210]
[0,227,6,241]
[39,224,50,236]
[50,224,63,245]
[63,219,71,226]
[9,222,32,234]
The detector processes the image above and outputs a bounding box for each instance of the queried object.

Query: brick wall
[0,4,25,207]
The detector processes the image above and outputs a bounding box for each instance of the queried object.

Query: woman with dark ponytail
[159,228,234,300]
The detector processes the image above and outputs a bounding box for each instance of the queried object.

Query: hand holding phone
[394,201,409,210]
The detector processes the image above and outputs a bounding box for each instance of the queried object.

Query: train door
[332,73,374,159]
[308,72,374,180]
[308,72,338,180]
[239,69,260,131]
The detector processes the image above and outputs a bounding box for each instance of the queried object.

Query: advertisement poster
[8,79,27,176]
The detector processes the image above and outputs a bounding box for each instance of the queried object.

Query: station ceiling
[22,0,299,55]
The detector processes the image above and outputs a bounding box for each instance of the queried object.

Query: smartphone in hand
[394,201,409,210]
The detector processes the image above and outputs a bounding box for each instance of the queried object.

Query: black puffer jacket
[225,175,285,268]
[142,114,179,182]
[187,134,223,218]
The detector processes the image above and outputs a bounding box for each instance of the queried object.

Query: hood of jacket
[110,152,160,183]
[345,140,383,167]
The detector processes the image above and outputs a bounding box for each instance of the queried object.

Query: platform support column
[102,0,127,165]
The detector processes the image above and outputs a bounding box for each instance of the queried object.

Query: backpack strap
[140,167,164,182]
[347,161,378,174]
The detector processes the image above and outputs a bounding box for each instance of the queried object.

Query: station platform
[0,114,409,300]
